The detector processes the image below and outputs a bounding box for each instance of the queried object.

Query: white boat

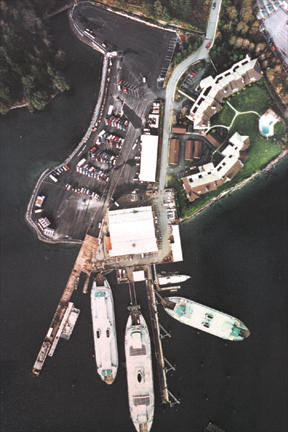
[157,274,190,285]
[164,296,250,341]
[90,278,118,384]
[125,313,154,432]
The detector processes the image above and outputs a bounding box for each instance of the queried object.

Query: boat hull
[164,296,250,341]
[157,274,190,285]
[91,279,118,384]
[125,314,154,432]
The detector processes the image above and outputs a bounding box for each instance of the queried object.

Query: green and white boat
[91,277,118,384]
[163,296,250,341]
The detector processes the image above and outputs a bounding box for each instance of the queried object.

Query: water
[1,12,288,432]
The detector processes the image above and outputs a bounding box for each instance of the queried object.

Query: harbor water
[1,12,287,432]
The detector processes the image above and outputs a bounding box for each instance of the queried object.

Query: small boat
[125,313,154,432]
[157,274,190,285]
[163,296,250,341]
[90,277,118,384]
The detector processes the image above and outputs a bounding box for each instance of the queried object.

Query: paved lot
[75,1,177,87]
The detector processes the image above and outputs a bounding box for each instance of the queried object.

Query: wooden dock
[145,265,170,404]
[32,234,99,375]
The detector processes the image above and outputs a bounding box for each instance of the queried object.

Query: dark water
[1,12,288,432]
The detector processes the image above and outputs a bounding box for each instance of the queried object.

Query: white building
[170,225,183,262]
[139,135,158,182]
[108,206,158,257]
[182,132,250,201]
[187,56,263,129]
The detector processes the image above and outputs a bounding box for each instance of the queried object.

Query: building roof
[228,132,250,151]
[187,56,263,129]
[169,138,180,164]
[182,132,249,201]
[205,134,221,148]
[139,135,158,182]
[185,140,194,160]
[193,140,203,159]
[108,206,158,256]
[171,225,183,262]
[172,126,187,134]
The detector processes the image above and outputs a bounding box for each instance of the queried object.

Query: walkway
[206,100,261,135]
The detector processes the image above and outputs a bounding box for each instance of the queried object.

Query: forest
[0,0,70,114]
[100,0,211,31]
[210,0,288,106]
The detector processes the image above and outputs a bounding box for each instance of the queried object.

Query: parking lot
[75,1,177,87]
[29,2,176,243]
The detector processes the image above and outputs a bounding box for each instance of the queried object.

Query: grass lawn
[230,115,282,175]
[228,82,269,114]
[178,113,283,218]
[211,103,235,127]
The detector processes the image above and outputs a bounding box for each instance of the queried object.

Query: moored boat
[157,274,190,285]
[90,277,118,384]
[163,296,250,341]
[125,313,154,432]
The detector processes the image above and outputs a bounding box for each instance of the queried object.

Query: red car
[206,42,211,49]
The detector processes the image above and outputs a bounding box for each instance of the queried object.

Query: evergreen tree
[153,0,163,18]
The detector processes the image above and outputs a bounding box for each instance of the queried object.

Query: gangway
[164,357,176,373]
[159,323,172,339]
[167,390,180,407]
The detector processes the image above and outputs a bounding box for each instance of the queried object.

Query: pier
[32,234,98,374]
[145,265,170,405]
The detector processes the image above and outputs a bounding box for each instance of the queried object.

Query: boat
[163,296,250,341]
[157,274,190,285]
[125,313,154,432]
[90,277,118,384]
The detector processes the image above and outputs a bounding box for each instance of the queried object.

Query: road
[159,0,223,192]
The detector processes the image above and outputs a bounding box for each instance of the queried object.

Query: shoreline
[24,1,287,241]
[179,148,288,224]
[25,12,109,244]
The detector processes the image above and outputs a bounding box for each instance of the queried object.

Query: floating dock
[33,302,80,375]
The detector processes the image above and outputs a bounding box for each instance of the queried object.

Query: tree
[237,21,249,34]
[240,0,254,23]
[52,72,70,92]
[163,6,170,20]
[227,6,238,21]
[153,0,163,18]
[30,90,49,111]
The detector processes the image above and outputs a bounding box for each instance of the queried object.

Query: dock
[32,234,98,375]
[145,265,170,404]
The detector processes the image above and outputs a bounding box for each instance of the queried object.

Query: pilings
[145,265,170,405]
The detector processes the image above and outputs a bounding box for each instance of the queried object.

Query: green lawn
[211,103,235,127]
[230,115,282,175]
[228,82,269,114]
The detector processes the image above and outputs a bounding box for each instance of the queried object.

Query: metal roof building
[139,135,159,182]
[108,206,158,256]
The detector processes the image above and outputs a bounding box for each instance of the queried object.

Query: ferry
[163,296,250,341]
[125,313,154,432]
[90,277,118,384]
[157,273,190,285]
